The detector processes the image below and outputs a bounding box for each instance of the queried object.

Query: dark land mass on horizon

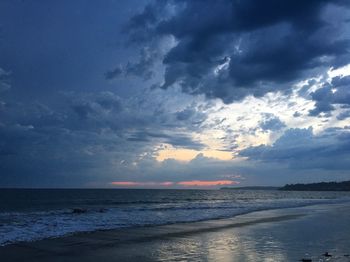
[222,181,350,191]
[279,180,350,191]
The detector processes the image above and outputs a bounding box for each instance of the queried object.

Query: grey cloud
[124,1,170,43]
[293,111,302,117]
[73,92,122,115]
[297,79,318,97]
[0,99,144,187]
[309,75,350,116]
[0,123,123,187]
[175,106,207,125]
[259,114,286,131]
[176,108,195,121]
[124,47,158,80]
[240,127,350,170]
[125,0,350,103]
[106,47,159,81]
[0,88,211,186]
[337,110,350,120]
[2,88,349,187]
[127,130,205,150]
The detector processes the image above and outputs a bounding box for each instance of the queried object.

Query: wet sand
[1,203,350,261]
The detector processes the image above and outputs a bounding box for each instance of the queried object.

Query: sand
[1,203,350,262]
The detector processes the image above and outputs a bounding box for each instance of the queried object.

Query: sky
[0,0,350,188]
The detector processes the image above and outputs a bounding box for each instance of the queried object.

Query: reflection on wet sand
[155,225,287,262]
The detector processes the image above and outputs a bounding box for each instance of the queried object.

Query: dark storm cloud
[309,75,350,116]
[125,0,350,103]
[240,127,350,170]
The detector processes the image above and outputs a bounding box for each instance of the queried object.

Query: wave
[1,196,349,246]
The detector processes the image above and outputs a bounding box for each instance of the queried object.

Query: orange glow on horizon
[111,180,239,187]
[177,180,239,187]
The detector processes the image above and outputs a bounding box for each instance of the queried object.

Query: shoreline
[1,202,350,261]
[2,198,349,247]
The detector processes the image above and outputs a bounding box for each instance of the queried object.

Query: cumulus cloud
[259,113,286,131]
[240,127,350,170]
[309,75,350,116]
[124,0,350,103]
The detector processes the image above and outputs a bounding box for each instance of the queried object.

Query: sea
[1,188,350,246]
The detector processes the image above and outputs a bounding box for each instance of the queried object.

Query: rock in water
[323,252,332,257]
[72,208,87,214]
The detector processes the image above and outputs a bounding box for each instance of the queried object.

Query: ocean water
[0,189,350,246]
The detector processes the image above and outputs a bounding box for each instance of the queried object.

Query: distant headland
[279,180,350,191]
[221,181,350,191]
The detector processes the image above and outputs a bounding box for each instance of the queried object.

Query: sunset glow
[111,180,239,188]
[177,180,239,187]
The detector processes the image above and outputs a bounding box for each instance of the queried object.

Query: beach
[1,202,350,262]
